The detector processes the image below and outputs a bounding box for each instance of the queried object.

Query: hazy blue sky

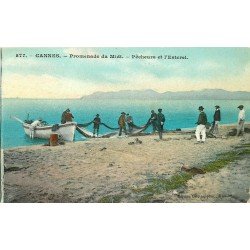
[2,47,250,98]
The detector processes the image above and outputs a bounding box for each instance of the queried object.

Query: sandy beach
[3,124,250,203]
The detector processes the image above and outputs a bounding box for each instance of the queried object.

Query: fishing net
[100,123,119,130]
[77,121,94,127]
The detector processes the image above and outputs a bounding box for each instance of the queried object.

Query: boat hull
[23,122,77,141]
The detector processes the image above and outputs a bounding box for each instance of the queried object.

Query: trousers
[119,126,127,136]
[195,124,206,142]
[209,121,219,134]
[158,124,163,139]
[236,120,245,136]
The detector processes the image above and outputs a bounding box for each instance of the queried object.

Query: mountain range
[81,89,250,100]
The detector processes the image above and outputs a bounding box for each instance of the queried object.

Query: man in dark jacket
[195,106,207,143]
[93,114,101,137]
[157,108,165,140]
[150,110,158,133]
[209,105,221,135]
[126,113,133,133]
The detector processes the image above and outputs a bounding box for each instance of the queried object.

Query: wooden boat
[12,116,77,141]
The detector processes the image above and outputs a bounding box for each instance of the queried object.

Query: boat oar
[10,116,24,124]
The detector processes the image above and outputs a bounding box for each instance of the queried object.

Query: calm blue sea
[1,99,249,148]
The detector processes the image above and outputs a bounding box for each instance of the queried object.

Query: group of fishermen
[117,109,165,138]
[60,104,246,142]
[61,108,166,138]
[195,104,246,144]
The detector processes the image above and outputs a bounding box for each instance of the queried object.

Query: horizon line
[2,87,250,100]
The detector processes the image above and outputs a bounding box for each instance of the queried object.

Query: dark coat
[157,113,165,125]
[214,109,221,121]
[93,117,101,128]
[197,111,207,125]
[61,111,67,124]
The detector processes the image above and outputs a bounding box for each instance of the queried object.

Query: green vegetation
[134,143,250,203]
[98,143,250,203]
[134,173,193,203]
[98,194,125,203]
[203,152,239,173]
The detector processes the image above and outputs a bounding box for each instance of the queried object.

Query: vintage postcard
[0,47,249,203]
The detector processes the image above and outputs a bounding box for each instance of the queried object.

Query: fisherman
[150,110,158,133]
[93,114,101,137]
[209,105,221,135]
[118,112,127,136]
[30,118,43,139]
[195,106,207,143]
[236,105,245,136]
[157,108,165,140]
[126,113,133,133]
[64,109,74,123]
[61,109,68,124]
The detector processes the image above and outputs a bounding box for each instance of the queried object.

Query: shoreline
[3,124,250,203]
[3,122,250,150]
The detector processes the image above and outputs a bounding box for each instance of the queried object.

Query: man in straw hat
[209,105,221,135]
[236,105,245,136]
[118,112,127,136]
[195,106,207,143]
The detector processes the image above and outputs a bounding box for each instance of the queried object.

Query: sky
[2,47,250,99]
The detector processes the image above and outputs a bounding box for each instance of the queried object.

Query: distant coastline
[3,88,250,100]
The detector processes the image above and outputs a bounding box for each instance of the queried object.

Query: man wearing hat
[61,108,74,124]
[209,105,221,135]
[157,108,165,139]
[236,105,245,136]
[118,112,127,136]
[93,114,101,137]
[195,106,207,143]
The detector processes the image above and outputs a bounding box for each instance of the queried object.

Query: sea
[1,99,249,149]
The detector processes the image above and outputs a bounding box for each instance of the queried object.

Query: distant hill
[81,89,250,100]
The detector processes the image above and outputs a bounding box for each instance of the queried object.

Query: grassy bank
[98,143,250,203]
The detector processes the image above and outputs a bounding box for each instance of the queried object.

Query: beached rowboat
[23,122,77,141]
[12,116,77,141]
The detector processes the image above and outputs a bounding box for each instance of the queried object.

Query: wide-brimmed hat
[158,108,162,112]
[198,106,204,110]
[215,105,220,108]
[237,105,244,109]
